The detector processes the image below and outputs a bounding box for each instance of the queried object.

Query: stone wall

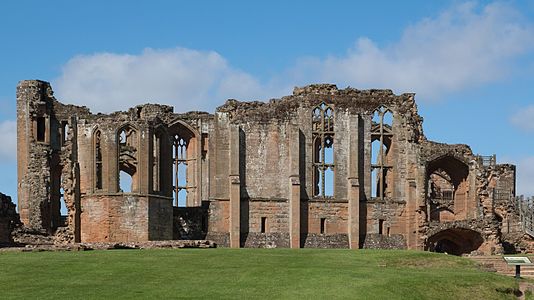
[362,234,407,249]
[14,80,520,254]
[302,234,349,248]
[80,194,172,242]
[0,193,20,245]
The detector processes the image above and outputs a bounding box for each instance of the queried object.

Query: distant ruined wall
[0,193,20,245]
[14,80,521,254]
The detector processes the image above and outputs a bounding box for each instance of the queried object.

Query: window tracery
[312,102,334,197]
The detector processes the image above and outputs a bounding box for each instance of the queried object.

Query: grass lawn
[0,248,523,299]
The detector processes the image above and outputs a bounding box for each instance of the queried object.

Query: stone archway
[427,228,483,256]
[426,155,470,221]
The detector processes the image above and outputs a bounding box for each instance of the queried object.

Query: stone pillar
[405,179,417,249]
[229,125,241,248]
[106,126,119,193]
[288,124,300,248]
[195,121,203,206]
[348,178,360,249]
[138,126,150,194]
[348,115,360,249]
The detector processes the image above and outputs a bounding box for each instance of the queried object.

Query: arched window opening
[428,169,455,221]
[168,122,198,207]
[312,102,335,198]
[94,130,103,190]
[59,186,67,227]
[153,132,162,193]
[61,121,69,145]
[120,170,133,193]
[117,125,138,193]
[173,134,188,207]
[371,106,393,201]
[427,156,469,222]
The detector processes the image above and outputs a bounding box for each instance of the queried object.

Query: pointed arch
[426,155,470,221]
[168,120,201,207]
[371,105,394,201]
[312,101,335,197]
[116,123,139,193]
[93,127,103,190]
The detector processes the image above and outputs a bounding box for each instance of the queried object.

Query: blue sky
[1,0,534,207]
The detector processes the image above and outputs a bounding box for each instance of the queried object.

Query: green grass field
[0,248,523,299]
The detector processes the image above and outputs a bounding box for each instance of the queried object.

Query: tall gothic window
[173,134,188,206]
[94,130,103,190]
[168,122,198,207]
[312,102,334,197]
[118,125,138,193]
[371,106,393,200]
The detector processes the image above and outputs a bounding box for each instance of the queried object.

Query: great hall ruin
[2,79,534,255]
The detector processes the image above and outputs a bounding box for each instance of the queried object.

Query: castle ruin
[11,79,531,254]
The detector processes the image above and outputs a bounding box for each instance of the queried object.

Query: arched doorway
[426,156,470,221]
[427,228,483,256]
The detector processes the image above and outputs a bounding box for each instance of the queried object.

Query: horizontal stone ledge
[83,193,173,200]
[208,198,351,203]
[0,240,217,252]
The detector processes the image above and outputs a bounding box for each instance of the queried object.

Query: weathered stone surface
[13,79,528,255]
[0,240,216,252]
[362,234,407,250]
[0,193,21,246]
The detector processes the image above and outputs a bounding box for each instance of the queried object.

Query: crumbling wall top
[421,140,474,165]
[216,84,418,124]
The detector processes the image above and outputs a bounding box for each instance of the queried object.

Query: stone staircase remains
[470,256,534,278]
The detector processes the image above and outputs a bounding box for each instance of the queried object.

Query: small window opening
[371,168,378,198]
[59,187,68,227]
[320,218,326,234]
[324,168,334,197]
[59,187,67,216]
[119,130,127,145]
[260,217,267,233]
[36,117,45,142]
[379,219,385,235]
[177,189,187,207]
[119,170,132,193]
[94,130,103,189]
[62,122,69,144]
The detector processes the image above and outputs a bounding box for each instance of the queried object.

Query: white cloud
[291,2,534,99]
[0,120,16,163]
[52,2,534,113]
[510,105,534,132]
[54,48,270,113]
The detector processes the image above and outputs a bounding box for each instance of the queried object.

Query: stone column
[138,126,150,194]
[229,125,241,248]
[106,125,119,193]
[288,124,300,248]
[348,115,360,249]
[405,179,417,249]
[348,178,360,249]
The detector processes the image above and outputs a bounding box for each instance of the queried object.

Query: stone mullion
[174,139,179,206]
